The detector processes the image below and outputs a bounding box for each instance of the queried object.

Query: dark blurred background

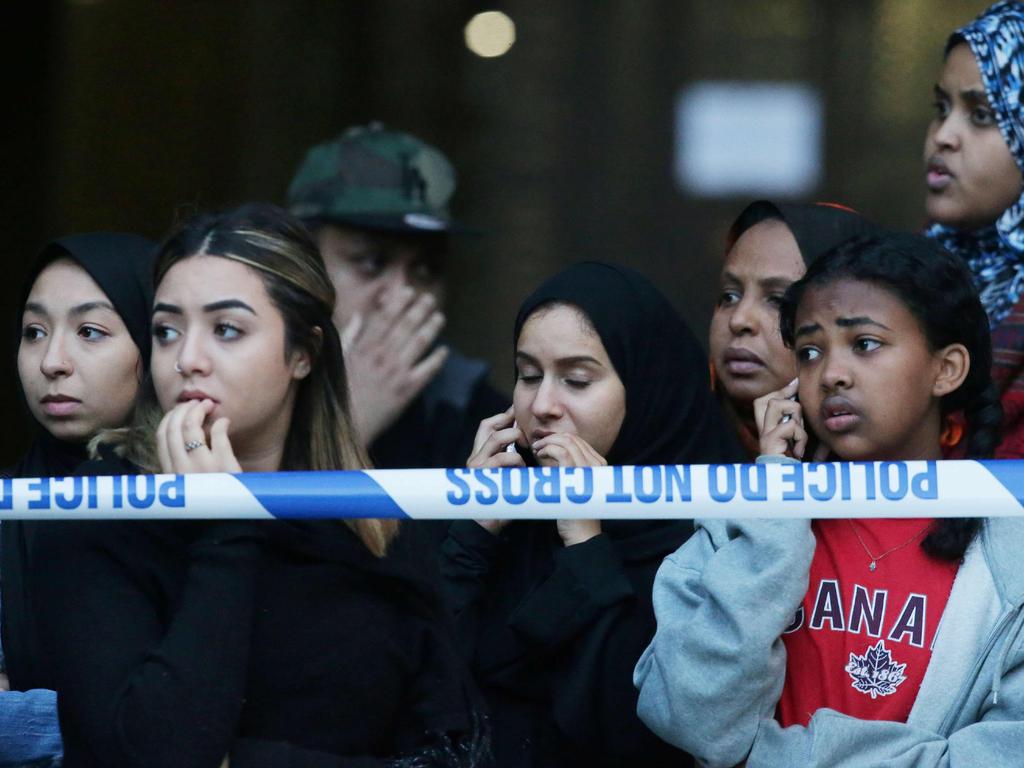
[1,0,991,465]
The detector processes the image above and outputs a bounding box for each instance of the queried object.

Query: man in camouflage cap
[287,123,506,470]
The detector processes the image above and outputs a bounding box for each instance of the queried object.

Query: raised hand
[341,286,448,445]
[156,399,242,474]
[753,378,808,459]
[467,407,526,469]
[466,407,524,535]
[531,432,605,547]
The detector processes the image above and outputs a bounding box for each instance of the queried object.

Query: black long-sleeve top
[31,457,484,768]
[439,519,694,768]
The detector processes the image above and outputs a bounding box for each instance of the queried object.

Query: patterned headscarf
[927,1,1024,329]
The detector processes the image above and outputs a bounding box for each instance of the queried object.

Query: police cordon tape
[0,460,1022,520]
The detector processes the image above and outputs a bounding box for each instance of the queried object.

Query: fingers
[759,419,808,459]
[470,407,515,456]
[340,312,363,354]
[394,295,445,365]
[760,398,803,436]
[533,439,583,467]
[359,286,420,348]
[157,400,241,474]
[480,451,526,469]
[753,378,799,436]
[350,289,444,366]
[342,289,447,444]
[166,400,214,471]
[532,433,607,468]
[468,410,524,468]
[209,418,242,473]
[396,310,446,371]
[406,345,449,395]
[158,401,199,473]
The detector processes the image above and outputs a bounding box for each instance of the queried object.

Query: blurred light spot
[465,11,516,58]
[674,81,823,198]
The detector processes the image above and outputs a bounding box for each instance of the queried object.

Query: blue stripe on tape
[234,471,409,519]
[980,460,1024,507]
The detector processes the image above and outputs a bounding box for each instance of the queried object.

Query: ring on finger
[184,440,205,453]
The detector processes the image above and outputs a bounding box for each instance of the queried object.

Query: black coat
[32,454,486,768]
[441,520,695,767]
[439,263,745,767]
[2,232,156,692]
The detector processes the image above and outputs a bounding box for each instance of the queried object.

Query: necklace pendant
[869,561,877,572]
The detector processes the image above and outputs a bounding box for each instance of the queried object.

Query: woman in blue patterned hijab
[924,1,1024,457]
[926,1,1024,327]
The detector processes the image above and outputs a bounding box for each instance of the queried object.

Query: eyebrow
[836,315,891,331]
[794,322,821,339]
[794,315,891,339]
[24,300,117,317]
[934,83,990,104]
[722,270,795,291]
[153,299,257,316]
[515,351,604,368]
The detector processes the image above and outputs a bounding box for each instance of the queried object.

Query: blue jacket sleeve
[0,688,63,765]
[746,700,1024,767]
[633,517,815,768]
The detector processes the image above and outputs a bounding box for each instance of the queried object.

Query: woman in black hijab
[440,261,743,768]
[709,201,879,455]
[0,234,154,763]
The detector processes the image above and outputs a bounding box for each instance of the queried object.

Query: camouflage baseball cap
[287,123,466,234]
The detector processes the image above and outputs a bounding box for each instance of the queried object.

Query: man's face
[314,224,447,330]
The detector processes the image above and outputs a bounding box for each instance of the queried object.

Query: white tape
[0,461,1018,521]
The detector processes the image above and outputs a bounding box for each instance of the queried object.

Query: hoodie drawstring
[991,606,1023,706]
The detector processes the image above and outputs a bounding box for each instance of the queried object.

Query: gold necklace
[846,520,932,572]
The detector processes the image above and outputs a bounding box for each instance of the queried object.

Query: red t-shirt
[777,519,959,727]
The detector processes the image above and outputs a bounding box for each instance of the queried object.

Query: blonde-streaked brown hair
[102,203,398,556]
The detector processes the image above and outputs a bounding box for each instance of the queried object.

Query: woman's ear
[932,343,970,397]
[291,326,322,380]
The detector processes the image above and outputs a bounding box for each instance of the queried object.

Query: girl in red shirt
[636,232,1023,767]
[758,233,999,730]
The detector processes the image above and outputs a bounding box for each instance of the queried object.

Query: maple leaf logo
[845,640,908,699]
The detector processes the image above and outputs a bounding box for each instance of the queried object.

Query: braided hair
[779,233,1001,560]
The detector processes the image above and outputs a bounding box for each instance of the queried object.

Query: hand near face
[467,407,525,535]
[341,286,449,446]
[156,399,242,474]
[531,432,605,547]
[468,407,526,469]
[753,378,808,459]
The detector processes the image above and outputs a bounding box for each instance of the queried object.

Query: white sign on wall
[674,82,823,198]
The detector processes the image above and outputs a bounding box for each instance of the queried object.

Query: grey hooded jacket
[633,513,1024,767]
